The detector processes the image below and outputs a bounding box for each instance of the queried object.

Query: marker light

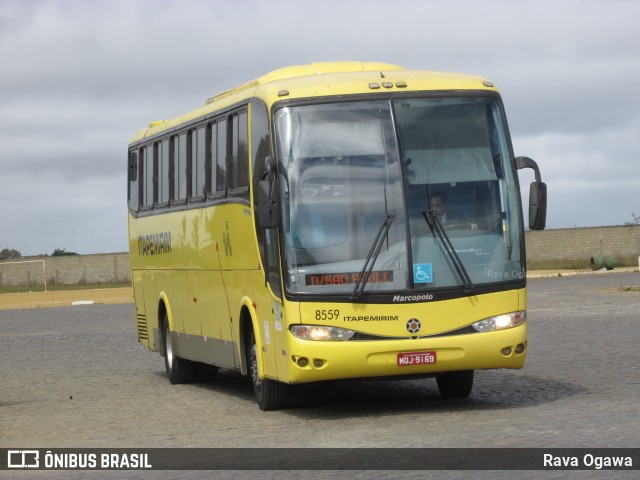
[290,325,355,341]
[472,311,526,332]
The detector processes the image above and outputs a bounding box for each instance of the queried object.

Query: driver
[429,191,477,230]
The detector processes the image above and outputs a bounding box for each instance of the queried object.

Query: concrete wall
[525,224,640,263]
[0,253,131,287]
[1,225,639,287]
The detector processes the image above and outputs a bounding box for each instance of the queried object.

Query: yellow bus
[128,62,547,410]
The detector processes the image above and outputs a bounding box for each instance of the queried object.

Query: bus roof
[129,61,497,144]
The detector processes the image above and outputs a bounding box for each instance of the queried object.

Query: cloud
[1,0,639,255]
[514,118,640,227]
[0,170,127,254]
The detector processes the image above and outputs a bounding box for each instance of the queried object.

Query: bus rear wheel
[162,315,194,384]
[436,370,474,398]
[248,330,288,411]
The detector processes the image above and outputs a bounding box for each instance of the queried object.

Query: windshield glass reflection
[274,97,523,296]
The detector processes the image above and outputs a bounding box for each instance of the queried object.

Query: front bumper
[284,323,527,383]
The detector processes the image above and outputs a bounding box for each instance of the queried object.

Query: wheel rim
[249,340,263,395]
[165,326,174,370]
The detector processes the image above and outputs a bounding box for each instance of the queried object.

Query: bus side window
[209,122,217,196]
[173,133,188,202]
[229,110,249,200]
[251,101,281,298]
[128,150,139,211]
[190,126,206,200]
[158,139,170,205]
[215,120,227,195]
[141,145,154,209]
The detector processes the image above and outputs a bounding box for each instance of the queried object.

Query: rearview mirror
[257,157,279,229]
[257,180,279,228]
[515,156,547,230]
[529,181,547,230]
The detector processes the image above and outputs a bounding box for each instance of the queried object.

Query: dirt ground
[0,267,637,311]
[0,287,133,310]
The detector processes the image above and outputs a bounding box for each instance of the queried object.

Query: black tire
[436,370,474,398]
[248,329,288,410]
[194,362,219,382]
[162,315,194,384]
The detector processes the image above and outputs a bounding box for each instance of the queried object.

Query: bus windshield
[274,97,523,296]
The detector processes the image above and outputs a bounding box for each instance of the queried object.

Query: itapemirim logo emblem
[406,318,421,334]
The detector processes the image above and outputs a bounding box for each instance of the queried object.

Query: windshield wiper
[351,215,395,300]
[422,210,474,293]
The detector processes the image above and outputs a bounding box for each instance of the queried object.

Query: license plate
[397,351,437,366]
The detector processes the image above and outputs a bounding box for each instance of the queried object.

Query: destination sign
[305,271,394,286]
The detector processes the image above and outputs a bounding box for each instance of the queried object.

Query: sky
[1,0,639,256]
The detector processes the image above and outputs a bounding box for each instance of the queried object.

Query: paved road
[1,273,639,479]
[0,287,132,310]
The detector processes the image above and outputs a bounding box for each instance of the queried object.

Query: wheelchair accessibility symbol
[413,263,433,283]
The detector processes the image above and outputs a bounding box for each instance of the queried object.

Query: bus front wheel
[436,370,474,398]
[162,315,194,384]
[249,330,288,411]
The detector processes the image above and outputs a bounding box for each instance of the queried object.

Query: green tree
[0,248,22,260]
[624,213,640,225]
[51,248,79,256]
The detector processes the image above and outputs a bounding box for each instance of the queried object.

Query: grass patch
[0,282,131,294]
[604,286,640,293]
[528,255,639,271]
[528,259,592,270]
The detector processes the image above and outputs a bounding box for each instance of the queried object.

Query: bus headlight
[472,311,526,332]
[290,325,355,341]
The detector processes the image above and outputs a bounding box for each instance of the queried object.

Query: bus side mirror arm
[516,156,547,231]
[257,156,280,229]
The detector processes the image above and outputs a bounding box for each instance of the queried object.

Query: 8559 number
[315,309,340,321]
